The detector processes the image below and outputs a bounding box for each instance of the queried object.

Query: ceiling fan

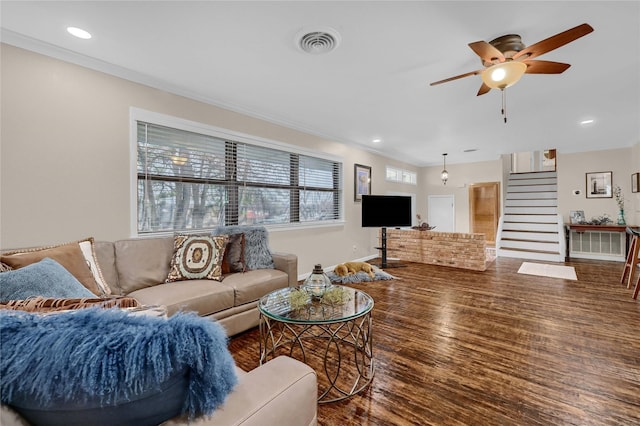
[430,23,594,95]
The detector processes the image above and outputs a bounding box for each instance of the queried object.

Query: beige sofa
[94,236,297,337]
[1,234,318,425]
[1,356,318,426]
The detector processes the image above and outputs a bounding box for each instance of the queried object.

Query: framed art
[570,210,585,224]
[632,172,639,193]
[354,164,371,202]
[585,171,612,198]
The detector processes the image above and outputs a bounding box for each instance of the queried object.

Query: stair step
[505,198,558,207]
[507,192,558,200]
[504,206,558,214]
[503,214,559,223]
[500,239,560,251]
[507,184,557,192]
[508,178,557,186]
[502,222,559,232]
[509,171,558,180]
[501,231,559,242]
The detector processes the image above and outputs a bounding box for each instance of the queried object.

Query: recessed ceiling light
[372,138,382,143]
[67,27,92,39]
[580,119,595,125]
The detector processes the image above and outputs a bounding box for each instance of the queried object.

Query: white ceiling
[1,1,639,167]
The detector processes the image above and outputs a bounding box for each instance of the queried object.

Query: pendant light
[441,153,448,185]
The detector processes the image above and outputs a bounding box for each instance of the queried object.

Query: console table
[564,224,638,262]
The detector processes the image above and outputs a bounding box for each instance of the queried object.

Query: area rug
[325,266,396,284]
[517,262,577,281]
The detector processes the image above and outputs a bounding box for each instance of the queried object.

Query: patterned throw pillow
[166,234,228,283]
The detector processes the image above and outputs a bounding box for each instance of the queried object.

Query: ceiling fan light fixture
[481,61,527,89]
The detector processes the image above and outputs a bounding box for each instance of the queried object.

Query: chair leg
[621,236,639,288]
[633,273,640,299]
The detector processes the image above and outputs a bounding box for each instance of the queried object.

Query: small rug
[517,262,577,281]
[326,266,396,284]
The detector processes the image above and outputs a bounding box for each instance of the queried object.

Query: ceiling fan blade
[430,69,483,86]
[513,23,594,61]
[476,83,491,96]
[468,41,505,64]
[524,60,571,74]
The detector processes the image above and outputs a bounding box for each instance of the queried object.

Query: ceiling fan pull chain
[502,89,507,123]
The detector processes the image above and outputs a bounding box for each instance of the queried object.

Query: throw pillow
[212,226,275,270]
[221,233,246,274]
[77,238,112,296]
[1,240,102,295]
[0,258,96,301]
[166,234,228,283]
[0,308,238,425]
[0,296,141,313]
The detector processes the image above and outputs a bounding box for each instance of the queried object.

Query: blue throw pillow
[0,309,237,425]
[0,258,95,301]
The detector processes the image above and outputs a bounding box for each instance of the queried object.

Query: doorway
[469,182,500,245]
[427,195,455,232]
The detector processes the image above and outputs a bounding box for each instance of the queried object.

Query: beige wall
[557,147,638,225]
[0,44,417,274]
[2,44,637,276]
[419,159,504,234]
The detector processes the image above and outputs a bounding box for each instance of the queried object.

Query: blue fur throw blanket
[0,308,237,419]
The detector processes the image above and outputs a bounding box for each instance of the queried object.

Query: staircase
[496,171,565,262]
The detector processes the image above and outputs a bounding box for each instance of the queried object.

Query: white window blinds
[137,121,342,233]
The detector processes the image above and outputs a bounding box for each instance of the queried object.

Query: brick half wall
[381,229,487,271]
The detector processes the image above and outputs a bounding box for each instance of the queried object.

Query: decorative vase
[617,209,626,225]
[302,264,332,298]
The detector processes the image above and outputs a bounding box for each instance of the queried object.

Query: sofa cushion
[128,280,235,317]
[1,240,102,295]
[77,238,112,296]
[114,237,174,294]
[222,269,289,306]
[166,234,227,283]
[93,241,120,294]
[0,258,96,301]
[0,309,238,425]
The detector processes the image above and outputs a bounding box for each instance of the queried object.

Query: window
[135,113,342,234]
[386,166,416,185]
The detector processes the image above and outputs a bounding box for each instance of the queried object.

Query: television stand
[370,227,406,269]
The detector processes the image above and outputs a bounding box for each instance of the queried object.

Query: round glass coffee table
[258,285,374,403]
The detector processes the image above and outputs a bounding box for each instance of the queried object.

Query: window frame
[130,108,344,236]
[386,166,417,185]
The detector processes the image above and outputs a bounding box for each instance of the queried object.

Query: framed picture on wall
[354,164,371,202]
[585,171,612,198]
[632,173,639,193]
[570,210,585,224]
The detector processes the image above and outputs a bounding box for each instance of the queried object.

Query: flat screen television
[361,195,412,228]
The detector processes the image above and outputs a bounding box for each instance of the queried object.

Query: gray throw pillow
[212,226,274,270]
[0,258,95,301]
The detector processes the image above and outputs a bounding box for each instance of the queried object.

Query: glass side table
[258,285,375,403]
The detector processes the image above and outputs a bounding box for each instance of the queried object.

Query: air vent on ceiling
[295,27,341,54]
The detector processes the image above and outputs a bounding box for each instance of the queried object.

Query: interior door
[469,182,500,245]
[427,195,455,232]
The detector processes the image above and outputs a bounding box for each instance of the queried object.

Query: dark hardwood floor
[228,257,640,425]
